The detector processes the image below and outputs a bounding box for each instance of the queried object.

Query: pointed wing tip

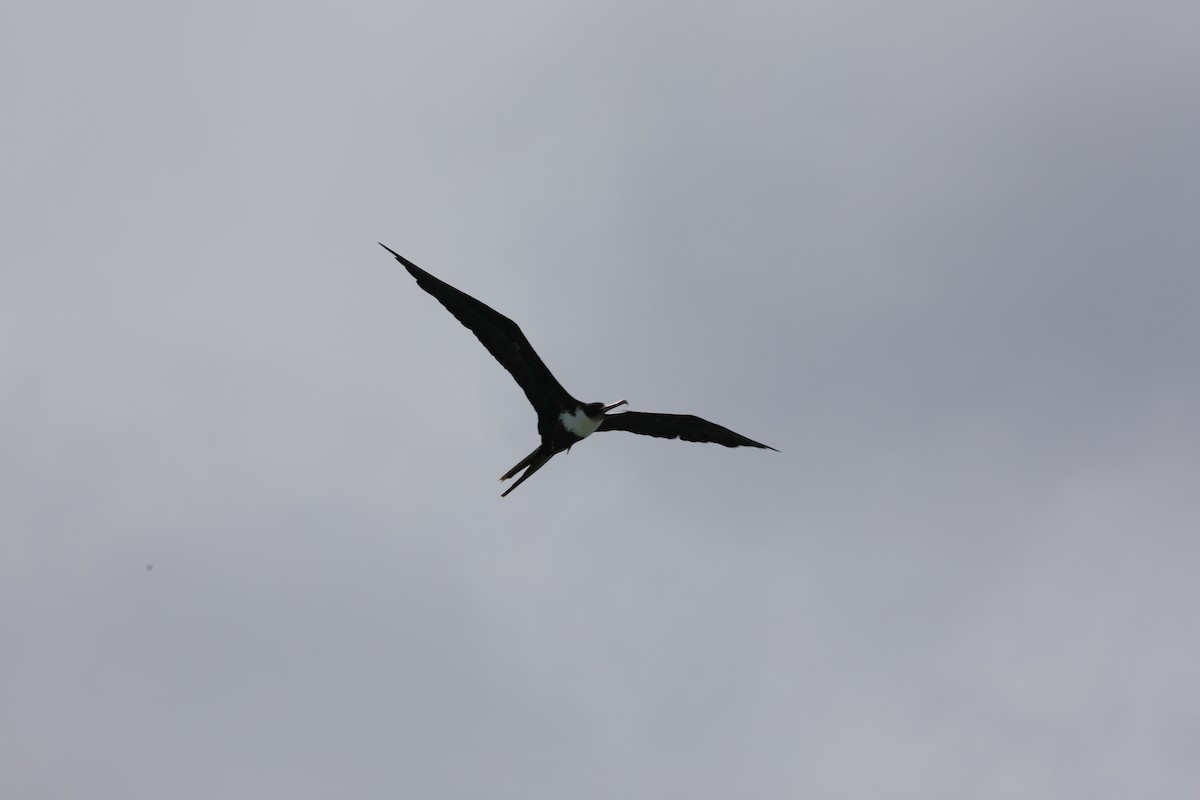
[378,242,426,279]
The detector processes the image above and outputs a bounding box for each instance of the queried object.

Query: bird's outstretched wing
[381,244,578,422]
[598,411,777,450]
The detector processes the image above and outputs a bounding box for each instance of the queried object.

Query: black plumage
[597,411,775,449]
[381,243,776,496]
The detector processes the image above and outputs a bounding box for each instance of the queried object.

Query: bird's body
[381,243,776,496]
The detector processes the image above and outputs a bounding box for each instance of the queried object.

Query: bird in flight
[381,244,777,496]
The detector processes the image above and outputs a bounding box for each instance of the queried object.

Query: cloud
[3,1,1198,797]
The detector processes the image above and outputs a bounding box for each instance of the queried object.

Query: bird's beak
[602,400,628,413]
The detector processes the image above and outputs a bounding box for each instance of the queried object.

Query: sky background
[4,1,1199,797]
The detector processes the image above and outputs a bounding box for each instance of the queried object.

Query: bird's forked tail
[500,444,556,497]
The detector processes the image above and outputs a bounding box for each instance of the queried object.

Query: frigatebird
[381,243,776,496]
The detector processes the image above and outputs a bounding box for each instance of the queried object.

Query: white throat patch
[558,408,604,439]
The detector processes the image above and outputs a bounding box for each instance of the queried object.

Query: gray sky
[4,1,1199,797]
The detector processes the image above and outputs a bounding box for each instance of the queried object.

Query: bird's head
[583,399,628,418]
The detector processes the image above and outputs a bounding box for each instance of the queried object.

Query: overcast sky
[4,1,1199,797]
